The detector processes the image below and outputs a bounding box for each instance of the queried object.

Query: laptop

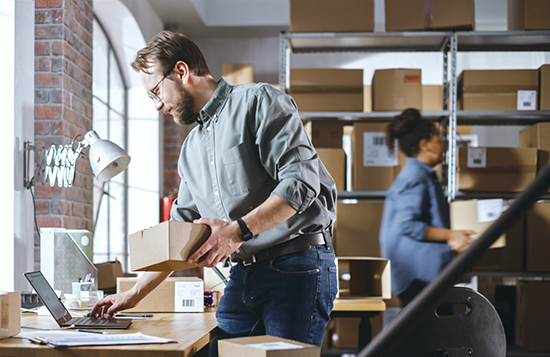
[24,271,131,329]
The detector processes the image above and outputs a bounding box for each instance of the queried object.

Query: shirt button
[215,191,219,196]
[213,114,217,119]
[207,126,211,131]
[236,249,240,254]
[210,161,214,166]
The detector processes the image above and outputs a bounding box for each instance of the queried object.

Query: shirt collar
[407,157,436,176]
[198,77,233,125]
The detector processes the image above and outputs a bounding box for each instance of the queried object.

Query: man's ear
[173,61,190,84]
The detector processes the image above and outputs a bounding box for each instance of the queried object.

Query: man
[91,31,337,355]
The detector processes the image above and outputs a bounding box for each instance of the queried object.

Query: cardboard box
[291,92,363,112]
[218,335,319,357]
[336,257,391,299]
[351,122,407,191]
[422,85,443,111]
[450,199,525,271]
[289,68,363,93]
[372,69,422,111]
[222,64,254,85]
[363,85,372,112]
[457,147,548,192]
[539,64,550,110]
[515,280,550,352]
[458,69,539,111]
[520,122,550,153]
[316,148,346,191]
[290,0,374,33]
[304,120,344,148]
[128,221,211,272]
[385,0,475,32]
[508,0,550,30]
[524,202,550,272]
[117,277,204,313]
[95,259,124,290]
[334,200,384,257]
[0,292,20,339]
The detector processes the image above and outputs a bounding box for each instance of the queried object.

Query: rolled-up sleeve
[170,170,201,222]
[253,87,320,213]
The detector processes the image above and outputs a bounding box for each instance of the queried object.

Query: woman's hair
[131,31,210,77]
[386,108,437,157]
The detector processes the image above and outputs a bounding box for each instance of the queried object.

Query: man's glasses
[147,74,168,103]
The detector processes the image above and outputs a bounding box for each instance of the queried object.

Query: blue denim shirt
[170,78,337,261]
[379,157,452,295]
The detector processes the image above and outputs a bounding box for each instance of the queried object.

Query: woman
[379,108,473,306]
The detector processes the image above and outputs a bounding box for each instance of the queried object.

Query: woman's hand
[446,230,475,253]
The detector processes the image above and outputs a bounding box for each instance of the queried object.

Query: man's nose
[153,97,164,111]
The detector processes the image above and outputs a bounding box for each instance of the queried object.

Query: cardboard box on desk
[508,0,550,30]
[336,257,391,299]
[450,199,525,272]
[351,122,407,191]
[515,280,550,352]
[117,277,204,313]
[458,69,539,111]
[316,148,346,191]
[219,335,319,357]
[289,0,374,33]
[457,147,548,192]
[372,69,422,111]
[0,292,20,339]
[334,200,384,257]
[128,221,210,272]
[385,0,475,32]
[524,202,550,272]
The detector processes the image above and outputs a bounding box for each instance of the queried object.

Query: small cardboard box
[422,85,443,111]
[385,0,475,32]
[0,292,20,339]
[515,280,550,352]
[304,120,344,148]
[450,199,525,271]
[290,0,374,33]
[372,69,422,111]
[291,92,363,112]
[222,64,254,85]
[458,69,539,111]
[334,200,384,257]
[128,221,211,272]
[351,122,407,191]
[218,335,320,357]
[95,260,124,290]
[539,64,550,110]
[289,68,363,93]
[316,148,346,191]
[117,277,204,313]
[336,257,391,299]
[519,123,550,189]
[524,202,550,272]
[508,0,550,30]
[457,147,548,192]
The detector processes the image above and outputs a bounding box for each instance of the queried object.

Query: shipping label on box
[174,281,204,312]
[517,90,537,111]
[363,132,398,167]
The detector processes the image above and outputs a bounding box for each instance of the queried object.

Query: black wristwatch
[236,218,254,242]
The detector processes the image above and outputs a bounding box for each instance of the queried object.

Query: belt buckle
[243,255,257,266]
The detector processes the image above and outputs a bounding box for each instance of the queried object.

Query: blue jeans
[208,243,337,356]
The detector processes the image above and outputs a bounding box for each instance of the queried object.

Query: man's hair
[131,31,211,77]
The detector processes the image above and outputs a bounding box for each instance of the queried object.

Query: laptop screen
[25,271,73,325]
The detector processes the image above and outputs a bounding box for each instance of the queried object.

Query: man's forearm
[240,195,297,238]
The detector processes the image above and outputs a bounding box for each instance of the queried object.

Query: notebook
[24,271,131,329]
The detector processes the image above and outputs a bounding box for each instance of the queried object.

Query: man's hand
[188,217,243,268]
[447,230,475,253]
[90,291,138,319]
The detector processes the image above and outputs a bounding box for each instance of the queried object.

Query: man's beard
[170,82,197,126]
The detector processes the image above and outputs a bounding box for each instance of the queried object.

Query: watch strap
[236,218,254,242]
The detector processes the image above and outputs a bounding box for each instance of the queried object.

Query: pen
[115,314,153,319]
[77,329,109,334]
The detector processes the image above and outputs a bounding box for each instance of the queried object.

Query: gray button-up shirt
[170,78,337,261]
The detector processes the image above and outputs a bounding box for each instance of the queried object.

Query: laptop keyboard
[67,316,114,326]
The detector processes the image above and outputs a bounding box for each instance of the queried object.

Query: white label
[174,281,204,312]
[363,132,398,167]
[246,342,305,350]
[467,148,486,168]
[477,199,504,223]
[517,90,537,111]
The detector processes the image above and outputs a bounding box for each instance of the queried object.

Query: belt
[241,230,331,266]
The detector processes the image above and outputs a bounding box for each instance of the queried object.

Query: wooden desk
[0,312,217,357]
[331,298,386,350]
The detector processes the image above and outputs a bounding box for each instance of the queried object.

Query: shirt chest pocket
[222,142,268,196]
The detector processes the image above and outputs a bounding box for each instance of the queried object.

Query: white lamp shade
[85,131,131,182]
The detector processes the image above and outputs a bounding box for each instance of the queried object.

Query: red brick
[35,0,63,8]
[35,72,62,88]
[51,89,64,103]
[51,199,71,215]
[34,200,50,215]
[35,89,50,104]
[52,9,63,23]
[36,215,62,228]
[35,41,51,56]
[35,120,50,135]
[35,57,50,71]
[51,57,63,72]
[35,24,63,40]
[51,40,63,55]
[35,104,62,119]
[35,10,52,24]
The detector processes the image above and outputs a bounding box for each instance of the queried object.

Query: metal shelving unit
[279,30,550,201]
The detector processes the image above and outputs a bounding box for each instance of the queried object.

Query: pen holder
[72,282,94,298]
[79,290,104,308]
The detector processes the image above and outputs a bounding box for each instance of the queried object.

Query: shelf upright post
[447,32,458,202]
[279,32,290,93]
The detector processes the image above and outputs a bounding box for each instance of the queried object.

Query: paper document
[16,331,176,347]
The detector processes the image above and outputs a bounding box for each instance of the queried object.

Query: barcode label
[181,299,195,307]
[517,90,536,111]
[174,281,204,312]
[372,136,385,146]
[363,132,398,167]
[467,148,486,168]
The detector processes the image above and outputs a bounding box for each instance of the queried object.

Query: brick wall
[163,113,194,197]
[34,0,94,267]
